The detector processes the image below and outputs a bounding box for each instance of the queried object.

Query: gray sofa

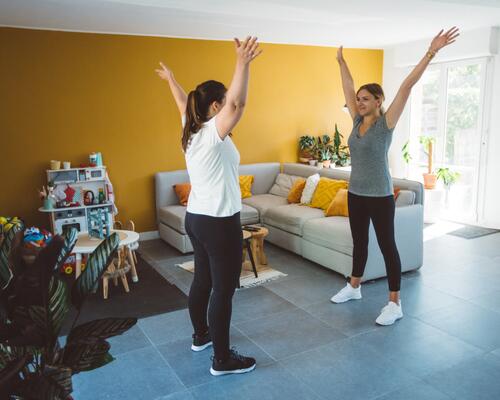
[155,162,424,281]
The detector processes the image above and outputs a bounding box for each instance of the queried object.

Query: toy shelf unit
[41,166,115,235]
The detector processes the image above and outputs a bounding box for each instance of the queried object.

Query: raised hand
[234,36,262,65]
[430,27,460,52]
[336,45,345,63]
[155,61,174,81]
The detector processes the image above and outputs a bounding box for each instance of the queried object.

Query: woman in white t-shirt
[156,36,261,376]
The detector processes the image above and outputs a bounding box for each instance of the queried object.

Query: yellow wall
[0,27,383,232]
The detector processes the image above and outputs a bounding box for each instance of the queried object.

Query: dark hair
[182,80,227,151]
[357,83,385,114]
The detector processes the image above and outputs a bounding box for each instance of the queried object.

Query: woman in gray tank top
[330,27,459,326]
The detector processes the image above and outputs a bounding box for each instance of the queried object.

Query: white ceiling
[0,0,499,48]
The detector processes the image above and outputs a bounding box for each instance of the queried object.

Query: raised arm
[155,62,188,116]
[336,46,358,120]
[216,36,262,139]
[386,27,459,129]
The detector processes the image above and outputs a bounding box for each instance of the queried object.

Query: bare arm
[216,36,262,139]
[386,27,459,129]
[155,62,188,116]
[336,46,358,120]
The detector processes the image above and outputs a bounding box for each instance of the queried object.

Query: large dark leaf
[54,228,78,273]
[0,353,30,393]
[67,317,137,345]
[0,219,25,290]
[71,233,119,310]
[20,364,73,400]
[62,338,114,373]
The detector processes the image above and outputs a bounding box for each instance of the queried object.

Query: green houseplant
[436,167,460,204]
[298,135,316,163]
[331,124,350,167]
[419,135,437,189]
[313,135,335,168]
[0,227,137,399]
[401,140,412,178]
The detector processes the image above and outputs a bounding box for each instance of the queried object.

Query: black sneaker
[210,348,256,376]
[191,331,212,352]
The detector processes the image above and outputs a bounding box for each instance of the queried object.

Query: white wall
[383,27,500,228]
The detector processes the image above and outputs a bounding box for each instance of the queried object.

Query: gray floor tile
[492,348,500,358]
[138,239,185,261]
[139,308,194,346]
[106,324,152,356]
[72,346,184,400]
[374,380,451,400]
[156,328,274,388]
[281,335,418,400]
[155,391,196,400]
[265,273,346,308]
[399,278,465,317]
[418,270,500,300]
[232,286,298,324]
[417,302,500,351]
[303,295,387,337]
[235,308,346,360]
[357,316,483,377]
[424,353,500,400]
[469,289,500,315]
[189,363,322,400]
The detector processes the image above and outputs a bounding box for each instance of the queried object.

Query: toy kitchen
[39,160,115,235]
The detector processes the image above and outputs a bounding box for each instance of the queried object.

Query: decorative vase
[423,173,437,189]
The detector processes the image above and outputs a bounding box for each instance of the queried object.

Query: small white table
[73,230,139,282]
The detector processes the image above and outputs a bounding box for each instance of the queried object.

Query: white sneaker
[375,301,403,326]
[330,283,362,303]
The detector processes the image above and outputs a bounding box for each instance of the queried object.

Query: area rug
[447,225,500,239]
[176,260,287,288]
[61,255,188,335]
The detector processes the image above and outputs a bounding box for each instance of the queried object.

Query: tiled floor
[72,227,500,400]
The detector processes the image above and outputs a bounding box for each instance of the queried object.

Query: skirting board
[139,230,160,241]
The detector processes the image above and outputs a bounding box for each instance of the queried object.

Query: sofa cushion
[396,190,416,207]
[159,205,187,234]
[242,194,288,216]
[240,204,260,225]
[269,173,302,198]
[300,173,321,204]
[159,204,259,234]
[263,204,325,235]
[302,216,353,256]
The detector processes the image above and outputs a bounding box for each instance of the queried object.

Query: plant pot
[322,160,331,169]
[299,157,311,164]
[308,160,318,166]
[423,173,437,189]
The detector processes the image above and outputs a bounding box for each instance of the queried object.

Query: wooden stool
[102,247,131,299]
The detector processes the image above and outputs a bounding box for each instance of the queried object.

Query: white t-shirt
[184,116,241,217]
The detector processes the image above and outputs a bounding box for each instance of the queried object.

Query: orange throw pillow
[173,183,191,206]
[394,186,401,199]
[287,178,306,203]
[325,188,349,217]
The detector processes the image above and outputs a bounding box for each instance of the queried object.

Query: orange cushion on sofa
[325,188,349,217]
[173,183,191,206]
[287,178,307,203]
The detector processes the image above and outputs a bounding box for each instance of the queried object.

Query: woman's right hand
[336,46,345,64]
[155,62,173,81]
[234,36,262,65]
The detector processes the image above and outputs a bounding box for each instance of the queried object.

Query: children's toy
[87,208,111,239]
[23,227,53,249]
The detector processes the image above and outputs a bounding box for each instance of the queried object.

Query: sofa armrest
[394,204,424,269]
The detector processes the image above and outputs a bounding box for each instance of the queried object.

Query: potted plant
[0,227,137,399]
[330,125,350,167]
[298,135,315,163]
[401,139,412,178]
[313,135,335,168]
[436,167,460,205]
[419,135,437,189]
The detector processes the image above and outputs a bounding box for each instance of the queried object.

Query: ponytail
[181,80,227,152]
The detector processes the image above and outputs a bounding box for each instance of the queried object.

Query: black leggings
[348,192,401,292]
[185,211,242,361]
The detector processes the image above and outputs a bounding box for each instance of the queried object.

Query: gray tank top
[347,114,394,197]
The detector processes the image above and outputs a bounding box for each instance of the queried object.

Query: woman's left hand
[430,27,460,52]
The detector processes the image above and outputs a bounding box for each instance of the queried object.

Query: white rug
[175,260,287,289]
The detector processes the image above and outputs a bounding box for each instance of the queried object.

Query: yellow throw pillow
[287,178,306,204]
[325,188,349,217]
[239,175,254,199]
[310,177,349,210]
